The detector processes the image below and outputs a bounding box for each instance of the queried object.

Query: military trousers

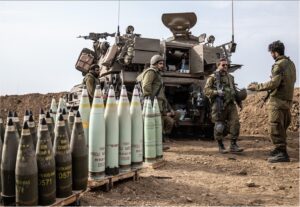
[211,102,240,141]
[268,108,291,150]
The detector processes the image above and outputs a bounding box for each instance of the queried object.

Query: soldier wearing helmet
[247,40,296,163]
[137,54,178,144]
[83,64,100,105]
[204,58,244,154]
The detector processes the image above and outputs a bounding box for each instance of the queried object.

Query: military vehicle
[66,12,242,138]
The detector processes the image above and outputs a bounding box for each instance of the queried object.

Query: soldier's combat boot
[217,140,228,154]
[269,148,281,156]
[268,149,290,163]
[229,139,244,153]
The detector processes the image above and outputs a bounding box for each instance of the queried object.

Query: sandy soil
[81,133,299,206]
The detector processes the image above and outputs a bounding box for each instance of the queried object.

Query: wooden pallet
[88,168,142,191]
[143,159,166,169]
[50,190,83,206]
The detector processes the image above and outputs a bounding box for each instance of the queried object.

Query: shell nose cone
[8,111,13,117]
[23,121,29,129]
[76,111,81,117]
[58,114,64,121]
[41,118,47,125]
[28,114,34,122]
[62,108,67,115]
[8,118,13,126]
[13,111,18,117]
[25,110,29,116]
[40,108,45,114]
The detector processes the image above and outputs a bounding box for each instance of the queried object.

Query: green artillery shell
[57,97,68,114]
[0,117,4,143]
[1,118,19,205]
[23,110,30,123]
[50,98,58,124]
[71,111,88,190]
[153,97,163,158]
[36,118,56,205]
[53,114,72,198]
[118,85,131,172]
[68,108,75,133]
[62,108,71,141]
[78,86,91,147]
[7,111,19,141]
[28,115,37,150]
[144,98,156,162]
[89,86,106,179]
[13,112,22,137]
[104,85,119,175]
[130,85,143,168]
[46,111,55,145]
[15,122,38,206]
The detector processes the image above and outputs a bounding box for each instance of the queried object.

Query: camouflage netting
[239,88,299,135]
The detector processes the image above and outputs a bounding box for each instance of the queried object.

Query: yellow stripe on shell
[92,103,104,108]
[131,102,141,107]
[80,104,90,108]
[105,103,117,107]
[118,102,130,106]
[82,121,89,129]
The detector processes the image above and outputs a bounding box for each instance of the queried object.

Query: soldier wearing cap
[83,64,100,105]
[247,40,296,163]
[204,58,245,154]
[138,54,178,142]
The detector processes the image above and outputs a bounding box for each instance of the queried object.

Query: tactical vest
[214,71,236,105]
[270,56,296,101]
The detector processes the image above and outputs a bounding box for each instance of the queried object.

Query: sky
[0,1,299,95]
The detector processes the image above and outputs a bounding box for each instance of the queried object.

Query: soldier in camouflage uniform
[83,64,100,105]
[247,41,296,163]
[138,55,177,140]
[204,58,244,154]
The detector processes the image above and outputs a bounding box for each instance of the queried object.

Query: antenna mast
[117,0,120,36]
[231,0,235,43]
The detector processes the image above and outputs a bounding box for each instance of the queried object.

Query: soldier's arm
[85,77,95,98]
[142,71,156,97]
[204,76,217,99]
[255,64,282,91]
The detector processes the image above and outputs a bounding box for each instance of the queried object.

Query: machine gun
[77,32,116,41]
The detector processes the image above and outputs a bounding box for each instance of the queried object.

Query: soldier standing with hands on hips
[204,58,245,154]
[247,40,296,163]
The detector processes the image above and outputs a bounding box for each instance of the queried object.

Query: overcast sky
[0,1,298,95]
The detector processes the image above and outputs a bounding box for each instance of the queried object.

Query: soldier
[247,40,296,163]
[204,58,244,154]
[83,64,100,105]
[138,55,177,142]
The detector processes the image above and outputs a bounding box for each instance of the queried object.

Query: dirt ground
[81,133,299,206]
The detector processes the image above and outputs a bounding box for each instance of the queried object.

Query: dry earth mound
[0,92,67,122]
[239,88,299,135]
